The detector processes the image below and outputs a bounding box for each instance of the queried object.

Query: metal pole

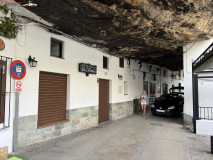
[192,73,196,133]
[211,136,213,154]
[13,92,19,152]
[192,73,199,133]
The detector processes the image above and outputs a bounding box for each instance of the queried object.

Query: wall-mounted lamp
[28,55,38,67]
[127,58,131,66]
[138,61,142,70]
[171,73,176,79]
[118,74,123,80]
[148,65,152,72]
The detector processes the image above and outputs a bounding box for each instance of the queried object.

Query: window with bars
[0,56,12,129]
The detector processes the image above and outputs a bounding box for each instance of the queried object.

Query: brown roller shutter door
[38,71,67,127]
[99,79,109,124]
[0,61,6,123]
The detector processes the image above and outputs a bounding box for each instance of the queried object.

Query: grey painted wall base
[18,101,133,149]
[183,113,193,127]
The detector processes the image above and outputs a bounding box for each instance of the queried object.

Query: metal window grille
[0,56,12,130]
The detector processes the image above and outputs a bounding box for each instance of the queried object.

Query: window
[119,58,124,68]
[50,38,63,58]
[124,81,128,95]
[103,56,108,69]
[0,57,12,129]
[150,82,156,95]
[163,70,167,77]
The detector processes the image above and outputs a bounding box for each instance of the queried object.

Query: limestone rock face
[15,0,213,70]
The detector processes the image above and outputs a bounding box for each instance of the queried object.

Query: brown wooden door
[38,71,67,127]
[99,79,109,124]
[0,61,6,123]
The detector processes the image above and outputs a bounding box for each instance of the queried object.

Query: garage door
[99,79,109,124]
[38,71,67,127]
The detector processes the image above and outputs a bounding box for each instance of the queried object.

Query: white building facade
[0,23,183,153]
[183,38,213,134]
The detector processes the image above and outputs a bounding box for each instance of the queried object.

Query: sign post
[13,92,19,152]
[11,60,26,152]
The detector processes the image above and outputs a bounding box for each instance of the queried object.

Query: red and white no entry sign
[15,80,22,92]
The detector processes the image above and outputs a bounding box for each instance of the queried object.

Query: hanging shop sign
[15,80,22,92]
[0,38,5,51]
[79,63,97,76]
[11,60,26,80]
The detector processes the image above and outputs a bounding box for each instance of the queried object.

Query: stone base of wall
[18,106,98,149]
[67,106,98,131]
[18,101,133,149]
[109,101,133,121]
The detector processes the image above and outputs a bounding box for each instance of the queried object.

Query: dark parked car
[151,86,184,117]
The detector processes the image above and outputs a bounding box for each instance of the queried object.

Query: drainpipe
[192,73,199,133]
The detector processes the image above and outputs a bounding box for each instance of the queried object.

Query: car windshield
[157,94,168,101]
[157,94,178,101]
[169,88,184,94]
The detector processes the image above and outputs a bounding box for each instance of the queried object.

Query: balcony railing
[192,42,213,71]
[199,107,213,120]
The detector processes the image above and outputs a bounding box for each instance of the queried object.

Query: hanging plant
[0,6,18,39]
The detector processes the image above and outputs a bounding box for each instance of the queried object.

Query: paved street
[13,109,213,160]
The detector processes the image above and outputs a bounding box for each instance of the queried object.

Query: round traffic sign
[11,60,26,80]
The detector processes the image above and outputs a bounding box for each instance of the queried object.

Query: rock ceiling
[15,0,213,70]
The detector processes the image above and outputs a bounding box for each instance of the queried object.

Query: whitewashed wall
[198,79,213,107]
[183,38,213,117]
[14,24,182,117]
[15,24,144,116]
[0,37,16,153]
[0,23,183,152]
